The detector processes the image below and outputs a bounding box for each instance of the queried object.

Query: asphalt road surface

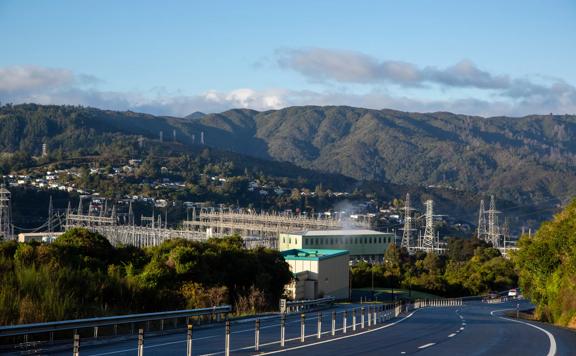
[44,300,576,356]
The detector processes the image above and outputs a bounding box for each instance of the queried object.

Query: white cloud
[277,48,513,90]
[0,65,75,93]
[0,64,575,117]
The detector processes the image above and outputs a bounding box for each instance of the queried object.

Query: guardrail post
[94,326,99,339]
[353,309,357,331]
[187,324,193,356]
[225,320,230,356]
[367,306,372,327]
[317,312,322,339]
[373,306,377,325]
[331,311,336,336]
[300,313,306,343]
[49,331,54,344]
[138,329,144,356]
[161,319,164,335]
[343,311,347,333]
[114,324,118,336]
[255,319,260,351]
[73,332,80,356]
[280,314,286,347]
[361,307,365,329]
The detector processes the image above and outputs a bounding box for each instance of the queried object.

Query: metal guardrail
[0,305,232,338]
[281,297,336,313]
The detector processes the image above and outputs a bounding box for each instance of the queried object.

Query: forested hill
[191,106,576,206]
[1,103,575,209]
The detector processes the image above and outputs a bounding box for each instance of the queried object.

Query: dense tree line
[351,238,517,297]
[513,199,576,327]
[0,228,292,326]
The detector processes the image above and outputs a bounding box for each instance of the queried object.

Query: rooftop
[282,249,349,261]
[284,229,391,237]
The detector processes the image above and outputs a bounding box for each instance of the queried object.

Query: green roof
[281,249,349,261]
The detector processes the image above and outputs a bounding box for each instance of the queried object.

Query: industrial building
[282,249,349,300]
[279,229,394,262]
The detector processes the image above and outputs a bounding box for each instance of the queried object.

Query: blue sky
[0,0,575,116]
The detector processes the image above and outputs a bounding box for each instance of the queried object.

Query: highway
[44,300,576,356]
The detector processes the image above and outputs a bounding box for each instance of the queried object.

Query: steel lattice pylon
[400,193,412,250]
[0,185,14,240]
[422,200,435,251]
[487,195,500,248]
[477,199,487,241]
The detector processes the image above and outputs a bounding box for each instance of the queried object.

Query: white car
[508,289,518,297]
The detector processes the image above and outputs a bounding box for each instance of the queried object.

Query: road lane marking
[448,333,457,338]
[490,309,557,356]
[460,327,464,330]
[418,343,436,349]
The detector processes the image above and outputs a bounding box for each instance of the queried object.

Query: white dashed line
[448,333,457,338]
[490,308,557,356]
[418,343,436,349]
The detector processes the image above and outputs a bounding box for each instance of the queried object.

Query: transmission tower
[128,201,134,226]
[0,185,14,240]
[422,200,435,251]
[77,197,84,215]
[486,195,501,247]
[477,199,487,241]
[48,195,54,234]
[400,193,413,250]
[501,217,510,249]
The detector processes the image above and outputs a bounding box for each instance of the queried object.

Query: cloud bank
[0,58,575,117]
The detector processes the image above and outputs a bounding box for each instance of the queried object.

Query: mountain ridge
[1,103,574,210]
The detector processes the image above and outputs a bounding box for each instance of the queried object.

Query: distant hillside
[0,103,570,225]
[189,106,576,206]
